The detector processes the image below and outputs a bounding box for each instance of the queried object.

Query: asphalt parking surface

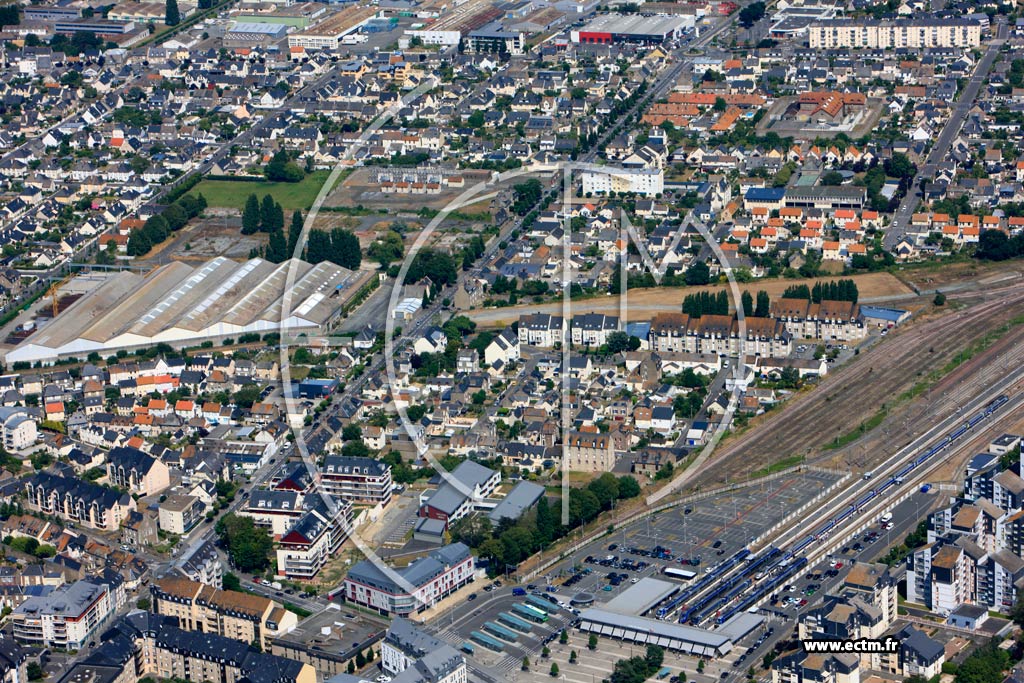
[541,470,842,601]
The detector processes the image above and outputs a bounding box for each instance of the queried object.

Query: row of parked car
[735,627,775,668]
[562,568,592,588]
[585,555,650,572]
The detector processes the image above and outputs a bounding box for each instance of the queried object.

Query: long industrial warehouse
[6,257,371,365]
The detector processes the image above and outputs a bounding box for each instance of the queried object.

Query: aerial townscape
[1,0,1024,683]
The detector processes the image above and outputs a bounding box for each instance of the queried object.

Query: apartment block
[809,18,982,49]
[320,456,393,506]
[151,577,297,650]
[12,580,113,649]
[343,543,474,616]
[276,496,353,580]
[57,613,315,683]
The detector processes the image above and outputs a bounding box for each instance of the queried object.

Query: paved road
[885,30,1005,250]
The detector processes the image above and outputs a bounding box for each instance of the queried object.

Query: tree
[884,153,915,180]
[305,228,361,269]
[242,194,261,235]
[355,651,366,668]
[738,1,765,27]
[934,292,946,306]
[588,634,598,651]
[261,195,283,233]
[522,657,530,672]
[617,475,641,499]
[266,228,287,264]
[26,663,42,682]
[223,572,242,591]
[589,472,620,511]
[820,170,844,185]
[549,664,559,677]
[741,290,753,317]
[645,645,664,671]
[289,210,303,255]
[331,228,362,270]
[367,230,405,267]
[347,662,356,675]
[754,290,770,317]
[136,597,152,610]
[560,630,569,645]
[605,331,633,354]
[233,384,261,409]
[265,149,304,183]
[165,0,180,25]
[685,261,710,286]
[569,651,578,664]
[127,229,152,257]
[713,97,727,112]
[1011,590,1024,629]
[215,514,272,572]
[162,203,188,231]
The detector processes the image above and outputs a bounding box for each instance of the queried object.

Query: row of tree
[682,290,730,317]
[128,193,207,257]
[242,193,286,235]
[740,290,772,318]
[975,229,1024,262]
[306,227,361,270]
[451,472,641,570]
[782,279,859,304]
[243,197,362,268]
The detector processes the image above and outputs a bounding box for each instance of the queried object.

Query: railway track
[689,285,1024,488]
[653,388,1022,628]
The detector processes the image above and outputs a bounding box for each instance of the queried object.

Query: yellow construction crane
[47,275,71,318]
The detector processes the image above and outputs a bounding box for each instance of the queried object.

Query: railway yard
[677,280,1024,493]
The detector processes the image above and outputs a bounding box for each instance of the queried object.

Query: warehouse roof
[6,258,369,365]
[577,13,691,36]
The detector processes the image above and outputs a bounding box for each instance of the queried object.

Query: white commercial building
[342,543,475,616]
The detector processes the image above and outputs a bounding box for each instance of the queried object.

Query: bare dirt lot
[464,272,913,327]
[140,212,265,264]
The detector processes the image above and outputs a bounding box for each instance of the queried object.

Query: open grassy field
[193,171,330,211]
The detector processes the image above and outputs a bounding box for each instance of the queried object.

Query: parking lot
[540,470,842,605]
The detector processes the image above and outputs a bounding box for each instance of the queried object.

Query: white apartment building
[809,18,982,49]
[381,618,467,683]
[0,408,36,451]
[582,167,664,197]
[343,543,474,616]
[12,580,113,649]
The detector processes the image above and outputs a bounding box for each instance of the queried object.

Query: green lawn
[194,171,331,211]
